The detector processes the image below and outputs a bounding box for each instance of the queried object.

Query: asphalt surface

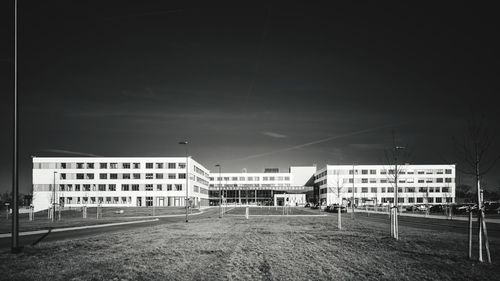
[353,212,500,238]
[0,208,219,251]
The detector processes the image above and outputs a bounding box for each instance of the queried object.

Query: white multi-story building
[32,157,456,211]
[314,164,456,206]
[32,157,210,212]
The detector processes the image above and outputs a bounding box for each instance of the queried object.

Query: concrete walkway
[0,209,207,238]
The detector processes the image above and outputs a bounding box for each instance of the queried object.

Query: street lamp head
[395,146,405,150]
[179,141,188,145]
[215,164,220,167]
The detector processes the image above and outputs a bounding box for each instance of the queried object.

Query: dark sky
[1,1,500,194]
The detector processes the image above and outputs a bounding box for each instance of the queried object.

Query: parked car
[415,205,428,212]
[429,205,446,213]
[453,203,477,215]
[485,203,500,214]
[304,203,311,208]
[326,204,347,213]
[406,205,417,212]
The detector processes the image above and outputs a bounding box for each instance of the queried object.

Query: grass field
[1,208,499,281]
[0,207,198,234]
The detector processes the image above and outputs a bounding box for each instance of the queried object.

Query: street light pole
[52,171,57,223]
[351,164,355,218]
[215,164,221,218]
[179,141,189,223]
[11,0,21,254]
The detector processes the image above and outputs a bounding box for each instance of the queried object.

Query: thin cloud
[42,149,100,157]
[237,124,398,161]
[262,131,287,138]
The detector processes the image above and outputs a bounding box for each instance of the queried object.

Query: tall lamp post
[11,0,21,253]
[215,164,222,218]
[179,141,189,222]
[351,164,355,218]
[52,171,57,223]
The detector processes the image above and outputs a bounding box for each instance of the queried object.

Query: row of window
[34,183,186,192]
[59,173,187,180]
[208,183,294,189]
[34,162,186,170]
[317,177,454,185]
[316,168,453,179]
[210,176,291,181]
[379,197,453,204]
[320,186,451,194]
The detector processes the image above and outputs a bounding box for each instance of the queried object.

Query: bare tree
[328,169,345,230]
[382,133,412,240]
[453,115,500,263]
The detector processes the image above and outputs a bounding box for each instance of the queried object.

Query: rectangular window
[388,187,394,193]
[60,173,66,180]
[87,163,94,169]
[75,184,81,191]
[110,173,118,179]
[168,163,176,169]
[417,197,423,203]
[157,184,162,191]
[361,170,368,174]
[110,163,118,169]
[175,184,182,191]
[362,178,368,183]
[436,178,443,183]
[83,184,91,191]
[178,163,186,169]
[381,187,386,193]
[445,169,452,174]
[98,184,106,191]
[427,197,434,203]
[168,173,176,179]
[156,173,163,179]
[76,173,84,179]
[121,184,130,191]
[86,173,94,179]
[99,173,107,179]
[167,184,172,191]
[371,187,377,193]
[133,173,141,179]
[108,184,116,191]
[146,173,153,179]
[100,163,107,169]
[61,163,67,169]
[123,163,131,169]
[145,184,153,191]
[178,173,186,179]
[445,178,452,183]
[370,170,377,175]
[123,173,131,179]
[146,163,153,169]
[133,163,140,169]
[156,163,163,169]
[361,187,368,193]
[132,184,139,191]
[436,198,442,203]
[77,163,84,169]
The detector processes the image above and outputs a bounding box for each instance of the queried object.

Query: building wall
[314,164,456,206]
[32,157,210,212]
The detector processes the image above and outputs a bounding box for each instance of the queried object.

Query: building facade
[208,166,317,206]
[314,164,456,206]
[32,157,456,211]
[32,157,210,212]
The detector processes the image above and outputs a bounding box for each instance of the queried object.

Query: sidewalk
[354,209,500,224]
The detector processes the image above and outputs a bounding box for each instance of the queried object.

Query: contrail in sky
[42,149,100,157]
[237,124,397,161]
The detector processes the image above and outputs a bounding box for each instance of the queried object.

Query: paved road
[353,212,500,237]
[0,208,219,251]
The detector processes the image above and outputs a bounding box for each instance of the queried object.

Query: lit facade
[314,164,456,206]
[32,157,210,212]
[32,157,456,211]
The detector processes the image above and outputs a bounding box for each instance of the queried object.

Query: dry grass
[1,211,499,281]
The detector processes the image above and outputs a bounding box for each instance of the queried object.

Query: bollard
[245,207,249,219]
